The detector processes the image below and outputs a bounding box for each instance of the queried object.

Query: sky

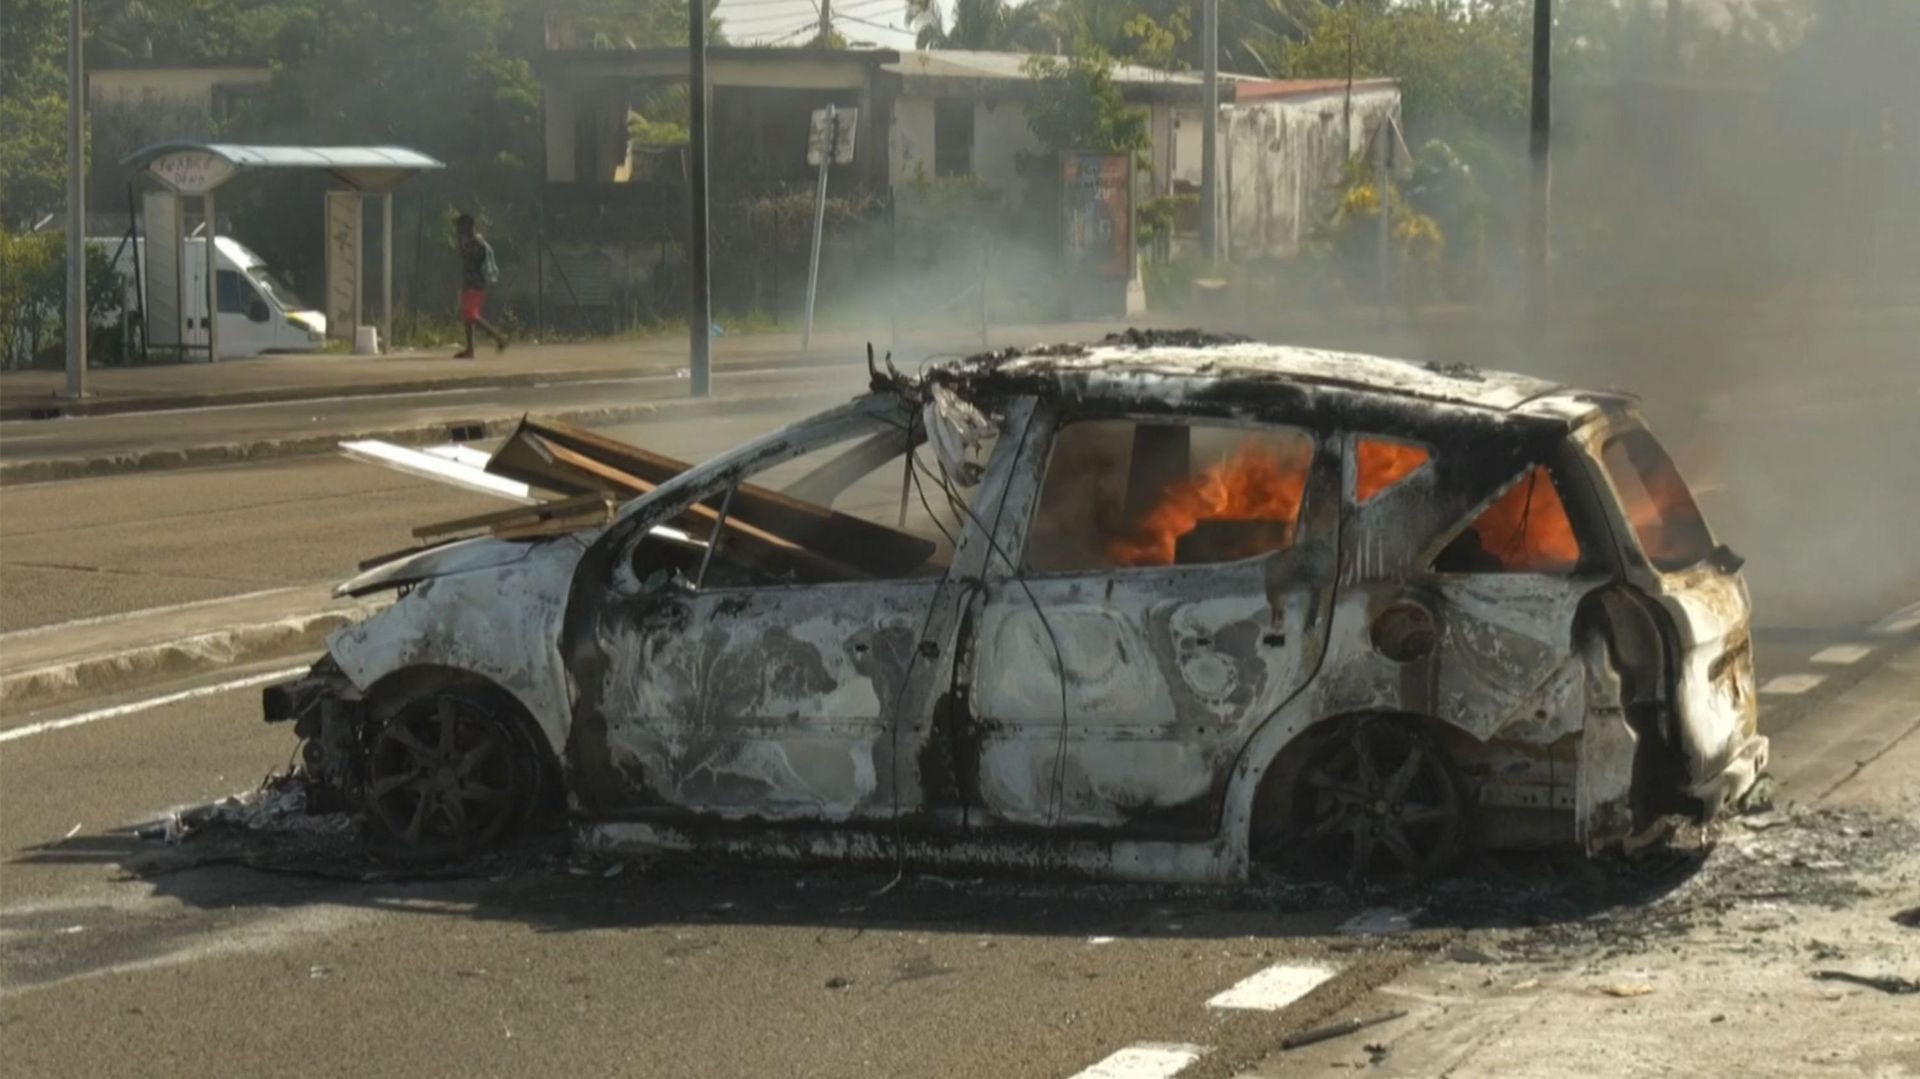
[714,0,920,49]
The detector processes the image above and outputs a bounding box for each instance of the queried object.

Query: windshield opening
[1602,428,1715,573]
[247,265,309,312]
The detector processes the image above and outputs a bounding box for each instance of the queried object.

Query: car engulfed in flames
[264,334,1768,885]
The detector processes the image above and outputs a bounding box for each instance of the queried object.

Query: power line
[724,8,823,29]
[836,11,911,36]
[765,21,823,43]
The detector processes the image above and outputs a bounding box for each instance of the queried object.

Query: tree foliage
[1043,0,1328,76]
[1022,47,1150,157]
[0,224,126,369]
[1278,1,1530,138]
[907,0,1056,52]
[0,0,72,228]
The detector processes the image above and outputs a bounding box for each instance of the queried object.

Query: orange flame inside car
[1354,439,1431,503]
[1108,440,1311,567]
[1469,467,1581,573]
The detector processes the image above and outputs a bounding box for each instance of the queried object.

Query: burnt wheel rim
[368,695,522,856]
[1291,720,1466,886]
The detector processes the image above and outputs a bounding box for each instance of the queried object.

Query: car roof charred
[925,330,1628,433]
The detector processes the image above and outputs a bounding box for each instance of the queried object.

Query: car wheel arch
[1223,705,1482,880]
[361,665,567,806]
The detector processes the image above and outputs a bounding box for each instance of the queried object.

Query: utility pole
[1199,0,1219,262]
[818,0,832,43]
[687,0,712,397]
[1525,0,1552,336]
[64,0,88,398]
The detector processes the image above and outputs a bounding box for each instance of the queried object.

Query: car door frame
[559,392,1040,834]
[954,400,1342,839]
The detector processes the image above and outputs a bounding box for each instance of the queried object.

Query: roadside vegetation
[1,1,1914,363]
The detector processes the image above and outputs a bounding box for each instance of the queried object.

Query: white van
[95,235,328,360]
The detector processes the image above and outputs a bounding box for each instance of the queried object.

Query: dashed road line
[1207,962,1339,1012]
[1760,673,1826,697]
[1810,643,1875,666]
[1069,1043,1205,1079]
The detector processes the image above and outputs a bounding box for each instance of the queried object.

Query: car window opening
[1027,419,1314,573]
[1433,465,1582,575]
[1602,428,1716,572]
[1354,437,1432,503]
[631,413,1001,591]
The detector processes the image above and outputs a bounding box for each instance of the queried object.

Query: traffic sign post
[802,105,857,351]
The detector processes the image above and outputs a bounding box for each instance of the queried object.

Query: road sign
[806,107,858,167]
[147,150,236,196]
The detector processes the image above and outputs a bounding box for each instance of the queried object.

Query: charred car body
[265,336,1768,884]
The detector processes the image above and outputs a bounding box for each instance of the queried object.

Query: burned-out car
[266,336,1768,884]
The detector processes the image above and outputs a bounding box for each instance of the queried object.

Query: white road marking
[1069,1043,1205,1079]
[1810,644,1875,666]
[0,665,308,744]
[1871,601,1920,637]
[0,586,303,642]
[1760,673,1826,696]
[1207,962,1338,1011]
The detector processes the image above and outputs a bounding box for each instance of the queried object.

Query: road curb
[0,601,388,716]
[0,352,861,423]
[0,388,849,487]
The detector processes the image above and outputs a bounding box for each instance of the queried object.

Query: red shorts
[460,288,487,323]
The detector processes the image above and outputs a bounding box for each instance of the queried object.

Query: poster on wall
[324,191,362,343]
[141,190,184,350]
[1061,151,1134,282]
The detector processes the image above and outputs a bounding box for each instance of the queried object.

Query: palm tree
[907,0,1058,52]
[1042,0,1331,75]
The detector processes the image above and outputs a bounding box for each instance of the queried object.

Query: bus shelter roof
[121,142,444,192]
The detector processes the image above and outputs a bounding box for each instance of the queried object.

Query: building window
[934,99,973,177]
[210,83,260,123]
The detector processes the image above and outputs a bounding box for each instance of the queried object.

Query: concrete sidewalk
[0,322,1128,422]
[0,585,384,718]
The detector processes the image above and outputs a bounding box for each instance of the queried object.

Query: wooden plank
[534,439,868,581]
[412,493,612,541]
[518,418,937,578]
[483,421,604,497]
[492,509,616,541]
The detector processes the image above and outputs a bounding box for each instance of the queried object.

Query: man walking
[455,212,507,357]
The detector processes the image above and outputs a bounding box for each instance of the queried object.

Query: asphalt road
[0,366,873,632]
[3,639,1912,1078]
[0,358,874,470]
[4,316,1919,1077]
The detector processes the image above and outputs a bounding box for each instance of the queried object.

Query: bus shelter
[120,142,443,359]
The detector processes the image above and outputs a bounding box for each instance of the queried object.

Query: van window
[1027,418,1315,572]
[1432,466,1582,575]
[216,269,253,315]
[1602,429,1715,572]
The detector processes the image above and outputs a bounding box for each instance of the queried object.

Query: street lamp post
[687,0,713,398]
[1526,0,1553,335]
[65,0,88,398]
[1199,0,1220,263]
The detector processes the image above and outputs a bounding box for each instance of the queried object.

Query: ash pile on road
[129,774,565,882]
[1412,806,1918,957]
